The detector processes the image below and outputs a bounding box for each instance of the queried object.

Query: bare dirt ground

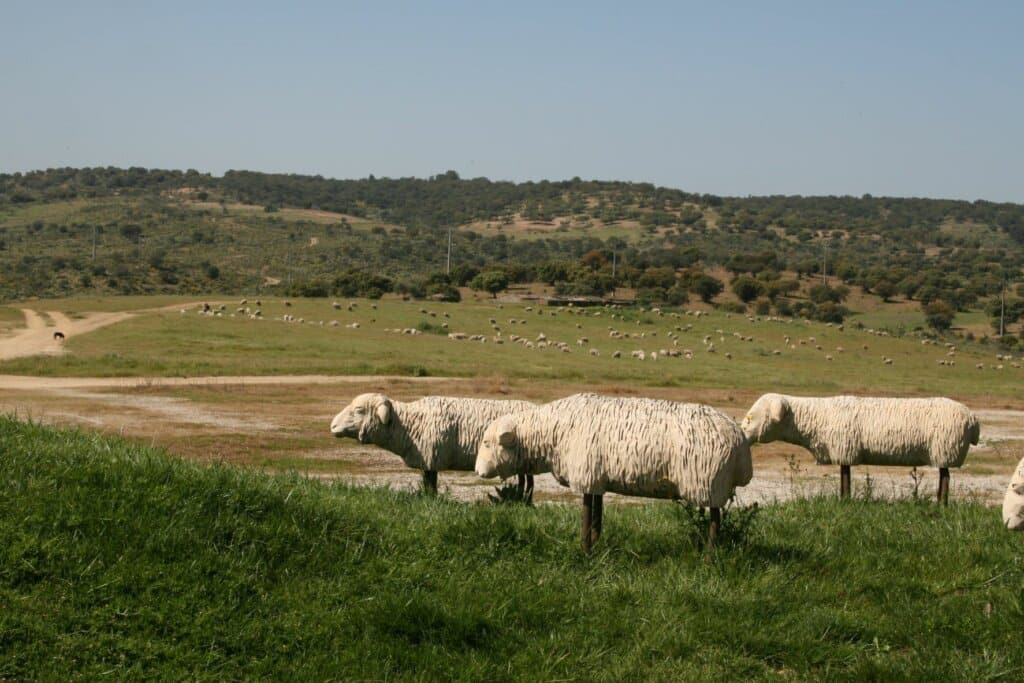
[0,303,217,362]
[0,309,135,361]
[2,375,1019,508]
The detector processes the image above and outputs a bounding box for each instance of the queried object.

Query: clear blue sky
[2,1,1022,201]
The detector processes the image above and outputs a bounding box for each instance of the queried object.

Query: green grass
[2,295,1022,400]
[0,305,24,327]
[1,417,1021,680]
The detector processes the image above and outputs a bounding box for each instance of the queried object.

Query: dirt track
[0,374,451,390]
[2,371,1019,507]
[0,308,134,361]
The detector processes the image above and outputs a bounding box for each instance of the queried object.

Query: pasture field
[1,296,1022,402]
[1,417,1021,681]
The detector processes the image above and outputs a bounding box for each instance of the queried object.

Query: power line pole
[821,239,828,286]
[446,226,452,275]
[92,224,97,260]
[612,251,617,279]
[1000,279,1006,337]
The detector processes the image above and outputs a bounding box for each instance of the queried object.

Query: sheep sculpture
[475,393,752,553]
[331,393,535,495]
[742,393,979,503]
[1002,455,1024,530]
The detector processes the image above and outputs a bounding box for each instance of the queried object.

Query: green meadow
[1,418,1020,681]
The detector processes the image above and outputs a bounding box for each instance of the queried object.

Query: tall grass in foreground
[0,416,1021,681]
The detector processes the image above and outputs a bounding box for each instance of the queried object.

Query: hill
[1,416,1021,680]
[1,167,1022,341]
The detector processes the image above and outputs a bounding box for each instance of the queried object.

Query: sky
[2,1,1022,201]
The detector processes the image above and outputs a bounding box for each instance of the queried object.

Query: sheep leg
[516,474,526,498]
[581,494,594,553]
[938,467,950,505]
[705,507,721,560]
[840,465,851,498]
[525,474,535,498]
[422,470,438,495]
[590,494,603,545]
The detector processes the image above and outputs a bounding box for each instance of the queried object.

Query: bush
[469,271,510,298]
[665,284,689,306]
[636,287,667,306]
[680,271,723,303]
[286,279,330,297]
[426,283,461,302]
[332,271,393,298]
[809,283,850,304]
[731,275,766,303]
[717,301,746,314]
[924,300,956,332]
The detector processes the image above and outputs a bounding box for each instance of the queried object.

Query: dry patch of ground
[2,375,1019,508]
[0,309,134,361]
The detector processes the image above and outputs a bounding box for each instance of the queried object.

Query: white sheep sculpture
[475,393,752,553]
[331,393,535,495]
[1002,456,1024,530]
[741,393,980,503]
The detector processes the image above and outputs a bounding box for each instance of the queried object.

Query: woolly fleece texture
[741,393,980,467]
[331,393,535,472]
[475,393,752,507]
[1002,456,1024,530]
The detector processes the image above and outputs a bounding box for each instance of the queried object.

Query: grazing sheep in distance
[1002,456,1024,530]
[475,393,752,553]
[331,393,536,495]
[742,393,979,503]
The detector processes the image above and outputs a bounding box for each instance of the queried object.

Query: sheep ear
[375,399,391,425]
[769,397,788,423]
[498,428,517,447]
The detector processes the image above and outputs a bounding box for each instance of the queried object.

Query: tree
[731,275,766,303]
[765,278,800,301]
[687,273,724,303]
[809,283,849,304]
[637,267,676,290]
[470,271,509,298]
[873,279,897,302]
[924,300,956,332]
[426,282,461,302]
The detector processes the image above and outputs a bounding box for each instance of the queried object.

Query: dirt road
[0,309,134,361]
[1,372,1019,507]
[0,374,451,390]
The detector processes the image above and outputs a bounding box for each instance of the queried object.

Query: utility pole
[821,239,828,286]
[612,251,617,279]
[1000,279,1006,337]
[446,226,452,275]
[92,224,97,260]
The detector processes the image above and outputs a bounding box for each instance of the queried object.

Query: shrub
[924,300,956,332]
[731,275,766,303]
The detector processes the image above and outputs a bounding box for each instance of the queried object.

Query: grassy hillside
[1,417,1021,680]
[2,296,1022,400]
[1,168,1022,343]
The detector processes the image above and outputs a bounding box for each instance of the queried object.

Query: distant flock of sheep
[329,390,1021,554]
[184,299,1021,372]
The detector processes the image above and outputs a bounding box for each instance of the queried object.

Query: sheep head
[742,393,791,444]
[330,393,392,444]
[475,415,521,479]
